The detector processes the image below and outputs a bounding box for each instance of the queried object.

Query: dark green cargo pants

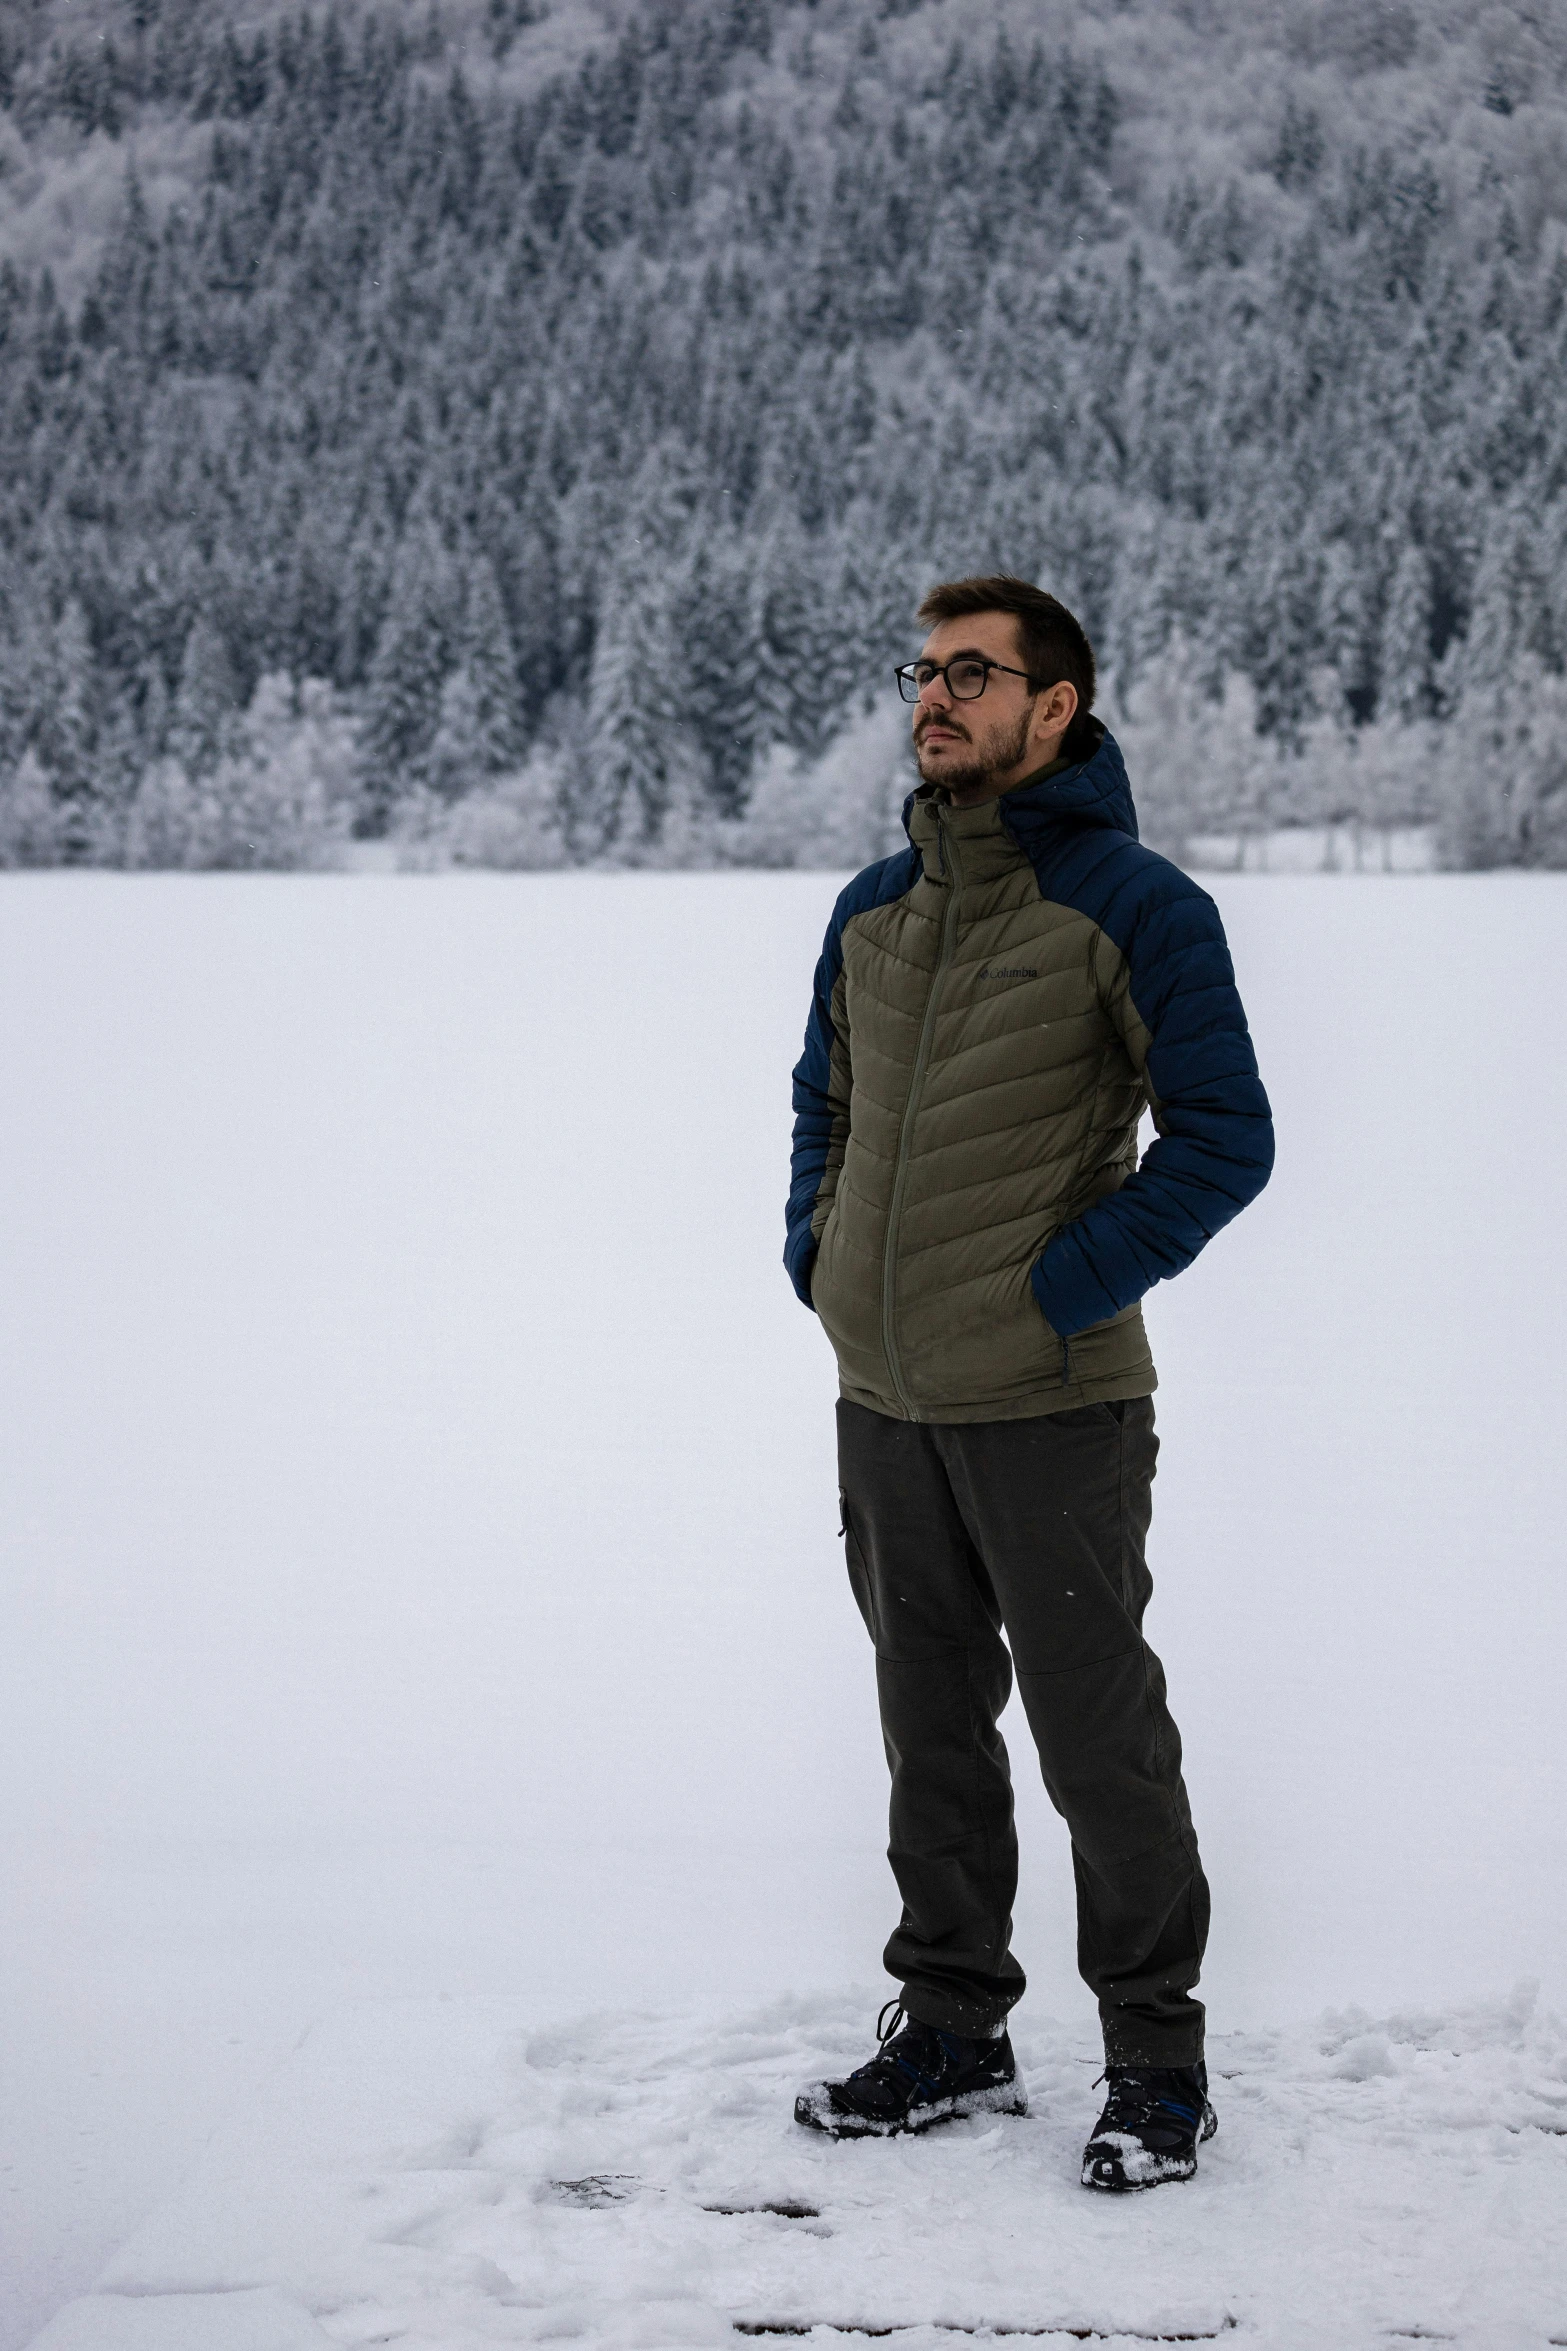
[837,1395,1209,2067]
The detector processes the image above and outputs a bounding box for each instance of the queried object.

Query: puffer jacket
[785,722,1274,1422]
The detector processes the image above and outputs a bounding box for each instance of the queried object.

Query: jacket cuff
[784,1231,818,1310]
[1030,1243,1121,1340]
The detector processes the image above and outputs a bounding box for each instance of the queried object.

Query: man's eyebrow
[920,645,993,663]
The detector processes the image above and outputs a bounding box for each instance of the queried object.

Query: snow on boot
[1080,2061,1217,2191]
[795,2001,1026,2140]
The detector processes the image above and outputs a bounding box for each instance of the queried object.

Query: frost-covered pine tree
[464,559,526,767]
[32,600,101,855]
[1438,654,1567,871]
[232,674,356,867]
[1105,516,1172,696]
[1320,543,1377,728]
[168,613,242,778]
[587,581,678,857]
[421,754,569,870]
[124,759,220,870]
[507,517,564,731]
[760,521,838,763]
[587,454,708,858]
[1437,526,1520,865]
[1381,544,1436,724]
[0,751,66,867]
[734,694,910,870]
[676,543,775,819]
[425,559,524,798]
[362,529,457,830]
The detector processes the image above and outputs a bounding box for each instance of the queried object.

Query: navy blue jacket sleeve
[786,848,920,1308]
[785,934,841,1308]
[1030,874,1274,1337]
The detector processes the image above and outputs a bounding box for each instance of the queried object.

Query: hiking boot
[794,2001,1026,2140]
[1080,2061,1217,2190]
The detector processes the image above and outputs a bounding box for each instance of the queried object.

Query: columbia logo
[978,965,1038,980]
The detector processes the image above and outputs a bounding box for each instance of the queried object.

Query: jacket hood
[901,716,1140,847]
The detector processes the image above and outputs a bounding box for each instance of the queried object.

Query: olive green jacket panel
[808,790,1156,1422]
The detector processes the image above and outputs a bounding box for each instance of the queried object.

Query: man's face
[910,611,1041,795]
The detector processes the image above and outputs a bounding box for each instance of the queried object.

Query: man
[784,576,1273,2191]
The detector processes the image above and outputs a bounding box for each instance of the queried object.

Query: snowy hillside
[0,1,1565,866]
[2,870,1565,2346]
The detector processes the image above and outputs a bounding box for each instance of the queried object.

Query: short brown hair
[916,574,1097,730]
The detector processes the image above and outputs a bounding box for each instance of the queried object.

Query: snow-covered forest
[1,0,1564,869]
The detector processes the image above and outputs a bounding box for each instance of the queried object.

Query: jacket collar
[907,787,1018,885]
[903,720,1140,885]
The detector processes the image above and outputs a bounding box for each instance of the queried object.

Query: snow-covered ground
[3,873,1566,2350]
[30,1985,1567,2350]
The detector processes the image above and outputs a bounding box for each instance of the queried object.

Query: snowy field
[3,872,1566,2350]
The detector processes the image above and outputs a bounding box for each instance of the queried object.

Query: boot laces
[848,2002,947,2095]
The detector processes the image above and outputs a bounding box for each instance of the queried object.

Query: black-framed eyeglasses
[894,657,1043,704]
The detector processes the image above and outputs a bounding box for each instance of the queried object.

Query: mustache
[915,715,969,740]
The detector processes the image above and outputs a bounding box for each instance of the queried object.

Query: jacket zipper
[880,823,965,1420]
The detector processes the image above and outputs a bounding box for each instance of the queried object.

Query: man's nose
[917,672,953,709]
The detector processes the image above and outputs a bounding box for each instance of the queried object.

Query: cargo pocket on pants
[839,1490,878,1643]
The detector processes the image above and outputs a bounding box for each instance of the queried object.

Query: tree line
[1,0,1564,868]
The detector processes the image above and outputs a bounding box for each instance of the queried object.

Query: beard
[915,701,1034,791]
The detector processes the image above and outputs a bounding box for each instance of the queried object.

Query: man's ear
[1036,679,1078,745]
